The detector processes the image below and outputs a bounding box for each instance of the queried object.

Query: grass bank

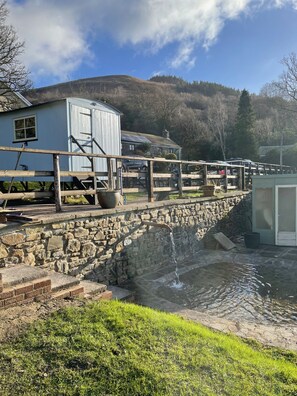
[0,300,296,395]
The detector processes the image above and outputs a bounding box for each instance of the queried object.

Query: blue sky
[6,1,297,93]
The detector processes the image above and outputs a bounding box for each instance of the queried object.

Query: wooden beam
[178,163,183,198]
[53,154,62,212]
[148,161,154,202]
[154,187,177,192]
[0,170,54,177]
[107,158,113,190]
[60,189,96,197]
[0,191,53,200]
[203,164,208,185]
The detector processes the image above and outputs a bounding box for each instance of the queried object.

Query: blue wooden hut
[0,97,121,176]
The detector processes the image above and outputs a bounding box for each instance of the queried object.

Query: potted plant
[97,189,122,209]
[201,184,216,197]
[244,216,260,248]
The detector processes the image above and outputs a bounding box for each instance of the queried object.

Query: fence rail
[0,146,294,212]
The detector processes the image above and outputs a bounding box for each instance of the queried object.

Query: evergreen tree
[231,89,257,159]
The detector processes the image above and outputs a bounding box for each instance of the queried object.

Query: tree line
[1,0,297,166]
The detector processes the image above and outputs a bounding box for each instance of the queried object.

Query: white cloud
[7,0,92,82]
[170,42,197,69]
[5,0,297,83]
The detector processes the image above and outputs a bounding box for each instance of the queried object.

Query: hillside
[25,75,297,161]
[0,300,296,395]
[26,75,172,104]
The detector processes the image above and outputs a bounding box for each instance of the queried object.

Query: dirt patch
[0,298,87,342]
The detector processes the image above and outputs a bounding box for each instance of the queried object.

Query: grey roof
[121,130,181,149]
[259,145,295,157]
[0,97,121,115]
[14,91,32,107]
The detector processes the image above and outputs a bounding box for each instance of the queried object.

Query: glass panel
[278,187,296,232]
[14,119,24,129]
[25,117,35,128]
[15,129,25,140]
[255,188,273,229]
[26,127,36,138]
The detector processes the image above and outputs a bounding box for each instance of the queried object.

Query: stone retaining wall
[0,193,251,285]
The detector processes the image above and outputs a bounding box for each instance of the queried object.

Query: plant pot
[244,232,260,249]
[201,185,215,197]
[97,190,121,209]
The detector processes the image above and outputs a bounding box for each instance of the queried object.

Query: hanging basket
[97,190,121,209]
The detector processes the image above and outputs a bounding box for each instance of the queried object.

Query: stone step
[79,280,107,298]
[90,290,113,301]
[1,265,48,288]
[51,285,85,300]
[0,265,112,307]
[47,272,80,293]
[108,285,135,301]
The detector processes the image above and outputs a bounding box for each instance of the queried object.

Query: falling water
[170,231,183,289]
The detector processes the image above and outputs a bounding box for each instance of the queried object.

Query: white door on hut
[70,105,93,172]
[275,186,297,246]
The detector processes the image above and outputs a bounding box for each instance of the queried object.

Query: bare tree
[207,93,228,160]
[264,53,297,102]
[0,1,31,97]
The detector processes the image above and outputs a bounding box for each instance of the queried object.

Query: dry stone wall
[0,193,251,285]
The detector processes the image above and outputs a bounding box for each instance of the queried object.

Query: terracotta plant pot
[201,185,215,197]
[97,190,121,209]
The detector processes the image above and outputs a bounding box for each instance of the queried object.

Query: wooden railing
[0,146,294,212]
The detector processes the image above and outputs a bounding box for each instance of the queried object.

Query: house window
[129,144,135,151]
[13,115,37,142]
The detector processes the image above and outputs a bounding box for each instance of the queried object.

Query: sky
[5,0,297,93]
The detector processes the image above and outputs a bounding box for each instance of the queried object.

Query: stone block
[1,233,25,246]
[81,242,96,258]
[74,227,89,238]
[24,253,36,266]
[0,245,8,259]
[67,239,81,253]
[94,231,105,241]
[47,236,63,251]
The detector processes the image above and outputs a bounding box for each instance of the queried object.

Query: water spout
[141,221,172,232]
[141,220,182,287]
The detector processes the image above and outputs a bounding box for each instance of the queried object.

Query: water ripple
[158,261,297,324]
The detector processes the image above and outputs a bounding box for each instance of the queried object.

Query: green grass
[0,301,296,395]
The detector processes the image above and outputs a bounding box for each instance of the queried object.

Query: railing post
[178,163,183,197]
[91,157,99,205]
[107,158,113,190]
[224,166,228,191]
[53,154,62,212]
[148,160,154,202]
[203,164,208,185]
[240,166,246,190]
[115,159,122,191]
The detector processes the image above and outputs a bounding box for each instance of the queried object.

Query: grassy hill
[0,300,296,395]
[25,75,171,104]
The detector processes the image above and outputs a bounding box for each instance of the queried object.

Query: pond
[156,256,297,325]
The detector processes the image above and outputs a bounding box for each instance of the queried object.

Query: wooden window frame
[13,115,37,143]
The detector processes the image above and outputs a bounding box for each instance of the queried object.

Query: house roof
[0,97,121,115]
[14,91,32,107]
[0,90,32,111]
[121,130,181,149]
[259,145,295,157]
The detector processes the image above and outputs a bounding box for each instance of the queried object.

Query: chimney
[163,129,170,139]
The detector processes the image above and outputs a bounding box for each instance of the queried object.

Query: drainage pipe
[141,221,172,232]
